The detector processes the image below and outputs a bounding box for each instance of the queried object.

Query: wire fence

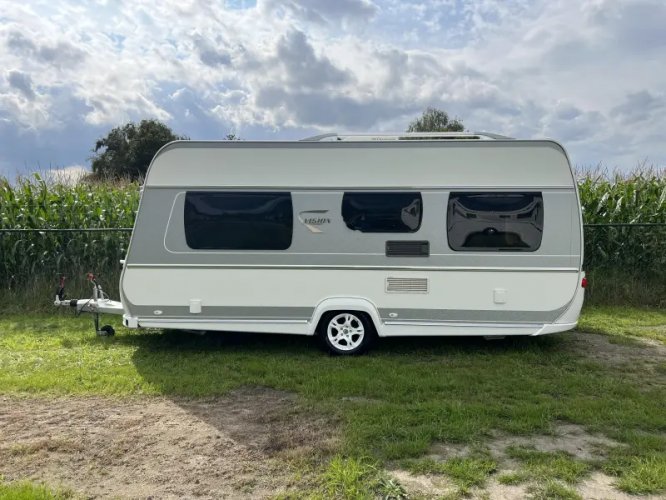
[0,227,131,290]
[1,223,664,306]
[582,224,666,281]
[1,223,664,279]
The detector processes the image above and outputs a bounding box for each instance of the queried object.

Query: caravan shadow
[121,328,572,493]
[117,327,566,355]
[122,328,568,401]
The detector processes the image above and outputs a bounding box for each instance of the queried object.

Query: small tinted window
[342,192,422,233]
[184,192,293,250]
[447,192,543,251]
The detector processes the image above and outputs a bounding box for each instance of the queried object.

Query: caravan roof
[144,134,575,190]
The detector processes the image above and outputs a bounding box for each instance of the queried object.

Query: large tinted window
[184,192,293,250]
[447,192,543,251]
[342,192,422,233]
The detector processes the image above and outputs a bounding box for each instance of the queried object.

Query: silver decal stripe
[137,318,308,324]
[131,305,315,320]
[378,307,569,324]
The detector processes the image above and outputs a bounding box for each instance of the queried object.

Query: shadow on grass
[113,329,576,459]
[113,328,575,404]
[108,327,568,356]
[92,327,664,462]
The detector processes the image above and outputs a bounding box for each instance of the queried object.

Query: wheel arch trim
[308,297,383,336]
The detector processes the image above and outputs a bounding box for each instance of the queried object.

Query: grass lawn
[578,306,666,344]
[0,480,73,500]
[0,306,665,498]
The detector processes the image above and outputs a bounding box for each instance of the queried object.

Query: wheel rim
[327,313,365,351]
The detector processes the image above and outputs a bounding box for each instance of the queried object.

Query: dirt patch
[388,469,457,498]
[482,478,529,500]
[388,471,530,500]
[0,388,336,499]
[577,472,665,500]
[393,423,632,499]
[486,422,621,462]
[571,331,666,366]
[569,331,666,389]
[426,442,471,461]
[426,423,619,464]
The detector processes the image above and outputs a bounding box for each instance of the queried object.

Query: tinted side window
[447,192,543,251]
[184,192,293,250]
[342,192,422,233]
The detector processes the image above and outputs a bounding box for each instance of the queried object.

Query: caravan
[56,133,586,354]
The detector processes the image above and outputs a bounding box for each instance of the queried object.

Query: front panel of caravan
[120,141,583,335]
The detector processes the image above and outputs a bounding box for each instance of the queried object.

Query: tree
[90,120,188,180]
[406,107,464,133]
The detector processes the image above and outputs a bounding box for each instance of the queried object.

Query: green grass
[495,447,591,499]
[318,456,405,499]
[321,456,378,499]
[584,269,666,308]
[497,472,525,485]
[528,481,582,500]
[0,307,665,497]
[578,306,666,343]
[615,456,666,494]
[0,479,73,500]
[602,432,666,495]
[402,455,497,495]
[505,447,591,484]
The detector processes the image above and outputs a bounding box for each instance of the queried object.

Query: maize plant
[0,168,665,307]
[578,169,666,280]
[0,175,138,296]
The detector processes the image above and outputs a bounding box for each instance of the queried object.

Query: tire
[99,325,115,336]
[318,311,375,355]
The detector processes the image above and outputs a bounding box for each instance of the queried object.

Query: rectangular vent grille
[386,277,429,293]
[385,240,430,257]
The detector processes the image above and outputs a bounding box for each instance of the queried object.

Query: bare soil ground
[0,388,336,499]
[570,331,666,367]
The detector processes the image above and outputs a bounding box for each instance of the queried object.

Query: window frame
[341,191,424,234]
[183,191,294,251]
[446,191,544,253]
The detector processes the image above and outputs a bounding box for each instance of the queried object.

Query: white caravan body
[118,134,585,339]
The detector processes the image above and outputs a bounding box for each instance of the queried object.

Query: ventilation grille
[386,277,429,293]
[385,240,430,257]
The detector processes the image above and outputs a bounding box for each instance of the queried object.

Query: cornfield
[0,175,138,306]
[577,168,666,304]
[1,169,665,309]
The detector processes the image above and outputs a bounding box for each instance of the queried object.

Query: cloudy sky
[1,0,665,178]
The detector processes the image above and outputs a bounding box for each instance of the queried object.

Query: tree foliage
[90,120,188,180]
[407,107,464,133]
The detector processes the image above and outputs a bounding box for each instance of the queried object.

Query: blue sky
[1,0,665,179]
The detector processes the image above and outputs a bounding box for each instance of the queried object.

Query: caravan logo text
[298,210,331,233]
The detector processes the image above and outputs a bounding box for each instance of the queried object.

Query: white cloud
[0,0,664,173]
[259,0,378,28]
[42,164,89,185]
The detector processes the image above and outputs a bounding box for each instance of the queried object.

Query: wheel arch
[309,297,383,336]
